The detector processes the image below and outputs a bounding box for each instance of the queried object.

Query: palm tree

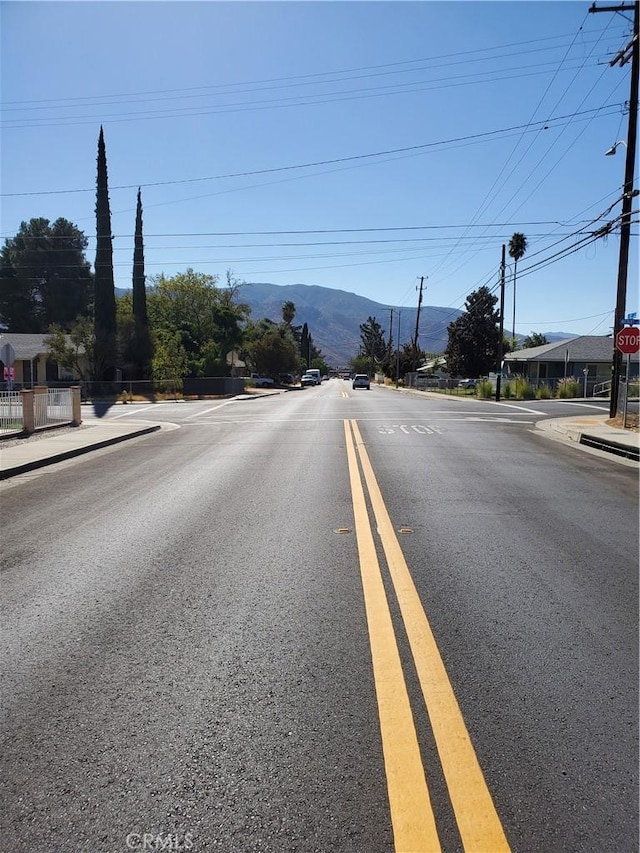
[508,232,528,347]
[281,300,296,325]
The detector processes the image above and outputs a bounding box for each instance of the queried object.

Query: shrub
[514,378,534,399]
[502,380,513,399]
[556,378,580,398]
[477,379,493,398]
[535,384,552,399]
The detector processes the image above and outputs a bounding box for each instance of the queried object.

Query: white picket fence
[0,388,74,435]
[0,391,23,435]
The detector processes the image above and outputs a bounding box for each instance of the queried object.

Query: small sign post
[0,343,16,391]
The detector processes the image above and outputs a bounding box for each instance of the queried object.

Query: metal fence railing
[34,388,73,429]
[0,392,23,435]
[1,388,75,435]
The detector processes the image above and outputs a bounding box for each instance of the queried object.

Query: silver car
[352,374,370,390]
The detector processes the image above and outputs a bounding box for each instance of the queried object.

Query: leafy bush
[502,380,513,399]
[535,384,552,399]
[555,378,580,398]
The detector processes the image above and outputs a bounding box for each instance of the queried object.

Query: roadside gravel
[0,424,91,449]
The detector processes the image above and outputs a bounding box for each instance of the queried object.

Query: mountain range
[116,281,576,368]
[236,282,462,367]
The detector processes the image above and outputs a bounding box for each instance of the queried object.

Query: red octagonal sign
[616,326,640,354]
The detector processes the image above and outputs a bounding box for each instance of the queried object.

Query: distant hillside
[541,332,578,343]
[239,282,462,366]
[120,281,569,367]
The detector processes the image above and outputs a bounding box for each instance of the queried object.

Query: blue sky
[1,0,638,347]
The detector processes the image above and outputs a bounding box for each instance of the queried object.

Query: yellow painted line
[350,419,510,853]
[344,421,442,853]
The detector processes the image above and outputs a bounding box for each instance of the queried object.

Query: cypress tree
[94,126,117,383]
[132,188,153,379]
[300,322,310,368]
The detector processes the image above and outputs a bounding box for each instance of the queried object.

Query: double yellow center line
[344,419,510,853]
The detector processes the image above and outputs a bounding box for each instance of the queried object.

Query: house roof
[504,335,638,363]
[0,333,51,361]
[0,332,74,361]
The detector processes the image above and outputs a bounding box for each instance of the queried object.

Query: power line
[2,29,625,109]
[2,63,616,131]
[0,105,625,198]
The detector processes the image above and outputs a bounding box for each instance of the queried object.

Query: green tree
[249,324,300,376]
[444,286,502,378]
[508,232,528,345]
[116,292,137,379]
[349,355,371,375]
[521,332,548,349]
[392,342,426,379]
[0,217,92,332]
[300,322,311,367]
[151,329,188,382]
[281,300,296,325]
[94,126,118,382]
[44,316,95,380]
[358,316,387,373]
[294,321,326,371]
[132,188,153,379]
[147,268,248,376]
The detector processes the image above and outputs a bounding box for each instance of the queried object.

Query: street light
[605,140,628,156]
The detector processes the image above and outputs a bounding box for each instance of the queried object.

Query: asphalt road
[1,381,638,853]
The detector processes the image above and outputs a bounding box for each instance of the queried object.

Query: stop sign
[616,326,640,354]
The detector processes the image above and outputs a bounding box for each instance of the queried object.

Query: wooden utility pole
[412,276,426,370]
[589,1,638,417]
[496,245,506,402]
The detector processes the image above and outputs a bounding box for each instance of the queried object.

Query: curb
[0,424,162,480]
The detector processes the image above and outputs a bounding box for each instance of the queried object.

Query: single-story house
[0,332,84,389]
[226,350,246,377]
[504,335,638,394]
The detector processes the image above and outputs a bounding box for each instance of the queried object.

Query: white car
[301,373,317,387]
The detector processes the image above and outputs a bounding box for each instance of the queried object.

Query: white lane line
[490,402,546,414]
[106,405,159,419]
[186,400,239,419]
[556,402,611,411]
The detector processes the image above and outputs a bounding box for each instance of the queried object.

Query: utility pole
[589,1,638,417]
[413,276,426,370]
[396,310,401,388]
[370,316,376,378]
[496,245,506,402]
[388,307,394,379]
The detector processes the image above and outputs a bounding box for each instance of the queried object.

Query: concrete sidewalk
[1,410,638,480]
[0,421,162,480]
[535,415,639,462]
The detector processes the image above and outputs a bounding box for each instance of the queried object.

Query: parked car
[250,373,275,388]
[279,373,295,385]
[301,373,317,387]
[352,374,370,390]
[305,368,322,385]
[458,378,477,389]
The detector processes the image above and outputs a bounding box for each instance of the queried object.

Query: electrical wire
[1,105,624,198]
[3,28,625,109]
